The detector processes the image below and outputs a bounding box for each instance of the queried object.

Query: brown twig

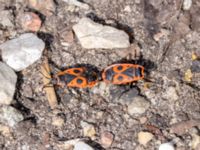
[41,58,58,109]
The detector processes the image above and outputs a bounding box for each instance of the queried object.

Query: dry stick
[41,59,58,109]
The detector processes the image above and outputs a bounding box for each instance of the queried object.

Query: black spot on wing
[117,75,124,81]
[58,74,76,84]
[77,78,83,84]
[122,67,134,78]
[105,68,115,81]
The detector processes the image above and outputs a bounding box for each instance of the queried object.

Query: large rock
[73,18,130,49]
[0,62,17,105]
[0,105,24,127]
[0,33,45,71]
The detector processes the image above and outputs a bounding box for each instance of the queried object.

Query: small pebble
[191,134,200,150]
[153,29,169,41]
[80,121,96,138]
[19,12,42,32]
[0,124,11,137]
[0,33,45,71]
[124,5,131,12]
[139,117,148,124]
[138,131,154,146]
[163,86,179,102]
[52,116,65,127]
[0,62,17,105]
[185,69,193,82]
[100,131,114,148]
[128,96,150,116]
[58,138,81,150]
[73,18,130,49]
[60,30,74,44]
[74,141,94,150]
[183,0,192,10]
[118,88,139,105]
[159,143,175,150]
[191,60,200,73]
[0,105,24,127]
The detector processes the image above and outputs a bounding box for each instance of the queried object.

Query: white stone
[73,18,130,49]
[138,131,154,146]
[0,33,45,71]
[183,0,192,10]
[128,96,150,116]
[159,143,175,150]
[163,86,179,101]
[0,105,24,127]
[0,62,17,105]
[74,141,94,150]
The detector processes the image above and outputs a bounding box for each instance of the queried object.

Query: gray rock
[74,141,94,150]
[0,62,17,105]
[0,33,45,71]
[117,88,139,105]
[0,105,24,127]
[0,10,14,27]
[127,96,150,116]
[73,18,130,49]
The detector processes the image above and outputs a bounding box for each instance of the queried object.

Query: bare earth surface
[0,0,200,150]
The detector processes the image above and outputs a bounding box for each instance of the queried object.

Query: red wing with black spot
[102,64,144,84]
[54,67,99,88]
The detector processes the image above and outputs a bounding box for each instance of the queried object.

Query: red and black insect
[50,67,99,88]
[102,63,144,84]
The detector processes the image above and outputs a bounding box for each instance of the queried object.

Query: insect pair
[48,63,145,88]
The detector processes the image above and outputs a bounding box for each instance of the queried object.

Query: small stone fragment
[138,131,154,146]
[153,29,169,41]
[0,105,24,127]
[52,116,65,127]
[0,62,17,105]
[73,18,130,49]
[0,124,11,137]
[192,52,198,61]
[191,60,200,73]
[0,33,45,71]
[128,96,150,116]
[27,0,55,16]
[58,138,81,150]
[124,5,131,12]
[80,121,96,138]
[60,30,74,44]
[183,0,192,10]
[139,117,148,124]
[19,12,42,32]
[159,143,175,150]
[62,0,90,10]
[162,86,179,101]
[118,87,139,105]
[191,134,200,150]
[0,10,14,27]
[74,141,94,150]
[100,131,114,148]
[184,69,193,82]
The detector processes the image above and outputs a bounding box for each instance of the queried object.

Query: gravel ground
[0,0,200,150]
